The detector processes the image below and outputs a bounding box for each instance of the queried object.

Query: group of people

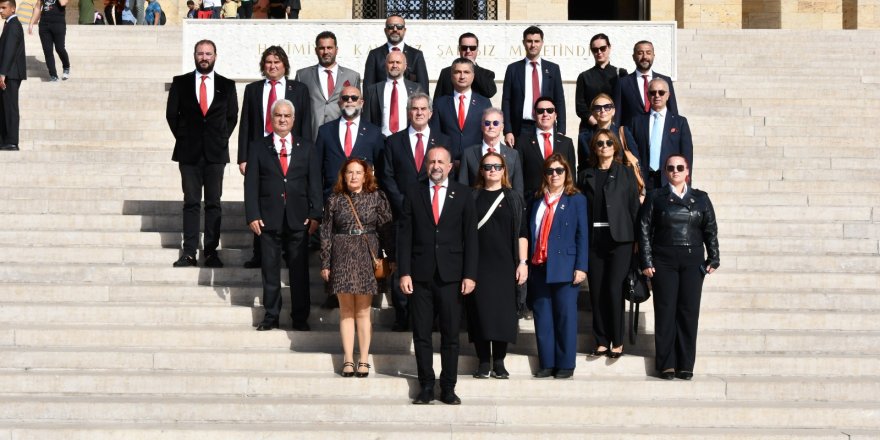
[183,0,300,19]
[165,16,720,405]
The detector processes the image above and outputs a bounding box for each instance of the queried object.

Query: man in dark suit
[0,0,25,151]
[381,92,450,332]
[166,39,238,268]
[315,85,384,198]
[434,32,496,99]
[431,58,491,163]
[294,31,361,143]
[515,97,576,201]
[238,45,312,269]
[458,108,523,195]
[362,50,420,138]
[613,40,678,127]
[631,78,692,191]
[363,14,429,94]
[399,146,478,405]
[502,25,566,147]
[245,99,321,332]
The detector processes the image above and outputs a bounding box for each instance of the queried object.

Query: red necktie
[199,75,208,116]
[530,61,540,108]
[488,147,496,154]
[432,184,442,224]
[389,80,400,133]
[457,94,466,130]
[266,80,278,133]
[542,132,552,159]
[325,69,335,99]
[391,47,401,52]
[642,74,650,113]
[344,121,353,157]
[279,138,288,175]
[414,133,425,171]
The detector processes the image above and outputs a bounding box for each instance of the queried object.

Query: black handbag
[623,262,651,345]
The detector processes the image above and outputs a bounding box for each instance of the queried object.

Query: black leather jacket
[638,186,720,270]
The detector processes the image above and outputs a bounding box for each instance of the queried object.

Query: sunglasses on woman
[666,164,686,172]
[591,103,614,113]
[481,163,504,171]
[594,140,614,149]
[544,167,566,176]
[482,120,501,127]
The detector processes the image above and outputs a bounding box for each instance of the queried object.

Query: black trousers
[259,219,310,327]
[410,271,461,390]
[38,22,70,78]
[390,220,408,326]
[588,228,632,348]
[239,1,253,18]
[645,169,662,193]
[179,159,224,257]
[474,340,508,364]
[651,245,705,372]
[0,78,20,146]
[287,8,299,18]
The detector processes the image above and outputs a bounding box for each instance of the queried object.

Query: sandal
[341,361,355,377]
[356,361,371,378]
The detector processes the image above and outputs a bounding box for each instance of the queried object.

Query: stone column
[846,0,880,28]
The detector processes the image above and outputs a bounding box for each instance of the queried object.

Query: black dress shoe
[472,363,490,379]
[491,362,510,379]
[588,347,609,357]
[533,368,554,378]
[439,390,461,405]
[290,322,311,331]
[243,257,261,268]
[391,321,409,332]
[660,369,676,380]
[607,347,624,359]
[204,253,224,268]
[412,388,434,405]
[256,323,278,331]
[0,144,19,151]
[172,255,197,267]
[675,371,694,380]
[554,369,574,379]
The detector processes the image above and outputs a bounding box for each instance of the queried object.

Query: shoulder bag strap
[477,192,505,230]
[344,194,379,263]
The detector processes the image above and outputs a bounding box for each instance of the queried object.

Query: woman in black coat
[577,128,640,358]
[638,154,719,380]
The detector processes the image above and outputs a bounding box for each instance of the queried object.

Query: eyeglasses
[535,108,556,115]
[666,164,686,173]
[594,140,614,149]
[480,163,504,171]
[648,90,667,97]
[340,95,360,102]
[544,167,566,176]
[385,24,405,30]
[482,120,501,127]
[459,45,478,52]
[592,103,614,113]
[590,45,608,54]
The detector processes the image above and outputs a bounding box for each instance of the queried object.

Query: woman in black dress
[467,152,529,379]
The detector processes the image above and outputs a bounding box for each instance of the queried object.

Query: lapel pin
[670,127,678,133]
[560,204,565,210]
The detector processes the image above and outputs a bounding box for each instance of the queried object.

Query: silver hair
[406,92,432,112]
[648,77,669,90]
[481,107,503,121]
[271,98,295,116]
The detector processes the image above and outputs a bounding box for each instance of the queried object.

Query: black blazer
[363,43,429,94]
[398,179,479,283]
[430,92,492,161]
[237,78,312,164]
[501,59,566,137]
[166,71,239,165]
[577,161,640,243]
[362,79,421,131]
[314,117,385,198]
[380,128,451,216]
[631,111,693,187]
[0,16,26,80]
[514,131,576,200]
[576,123,639,173]
[434,64,497,99]
[244,135,322,231]
[613,71,678,127]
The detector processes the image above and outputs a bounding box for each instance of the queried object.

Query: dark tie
[325,69,335,99]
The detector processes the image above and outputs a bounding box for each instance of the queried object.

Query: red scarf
[531,192,561,265]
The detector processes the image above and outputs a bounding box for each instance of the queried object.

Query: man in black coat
[613,40,678,127]
[631,78,692,191]
[166,39,238,268]
[433,32,496,99]
[399,146,478,406]
[363,14,429,94]
[430,58,492,163]
[515,97,576,201]
[362,50,421,137]
[0,0,26,151]
[245,99,322,332]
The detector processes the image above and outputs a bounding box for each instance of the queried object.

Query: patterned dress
[320,190,394,295]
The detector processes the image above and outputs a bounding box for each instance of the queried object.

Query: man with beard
[363,50,421,138]
[166,40,238,268]
[433,33,496,99]
[613,40,678,127]
[574,33,628,132]
[363,14,429,94]
[399,146,478,405]
[295,31,361,143]
[238,45,312,269]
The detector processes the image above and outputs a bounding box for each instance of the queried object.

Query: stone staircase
[0,26,878,438]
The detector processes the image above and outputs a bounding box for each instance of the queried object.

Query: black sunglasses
[666,164,686,173]
[385,24,405,30]
[592,103,614,113]
[340,95,360,102]
[459,45,478,52]
[481,163,504,171]
[648,90,667,97]
[594,140,614,148]
[535,108,556,115]
[544,167,566,176]
[482,120,501,127]
[590,45,608,54]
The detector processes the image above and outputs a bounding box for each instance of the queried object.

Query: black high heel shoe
[341,361,355,377]
[607,346,624,359]
[356,361,371,378]
[588,346,608,357]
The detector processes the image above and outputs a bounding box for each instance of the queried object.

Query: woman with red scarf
[527,154,589,379]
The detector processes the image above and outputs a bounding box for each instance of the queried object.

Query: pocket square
[343,80,351,87]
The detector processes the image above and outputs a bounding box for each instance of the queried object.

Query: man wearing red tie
[245,99,322,332]
[362,50,421,138]
[514,97,576,202]
[166,40,238,268]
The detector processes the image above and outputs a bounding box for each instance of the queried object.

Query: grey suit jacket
[457,143,524,196]
[294,64,362,143]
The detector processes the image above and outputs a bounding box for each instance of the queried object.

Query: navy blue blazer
[501,59,567,137]
[528,193,589,283]
[631,112,693,187]
[314,118,385,198]
[380,128,451,216]
[430,93,491,162]
[612,71,678,127]
[576,123,640,173]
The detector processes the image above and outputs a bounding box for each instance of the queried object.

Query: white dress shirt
[318,64,338,100]
[194,70,215,111]
[381,77,408,136]
[262,77,286,136]
[481,139,503,156]
[429,178,449,215]
[670,183,689,199]
[532,191,562,237]
[522,57,543,121]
